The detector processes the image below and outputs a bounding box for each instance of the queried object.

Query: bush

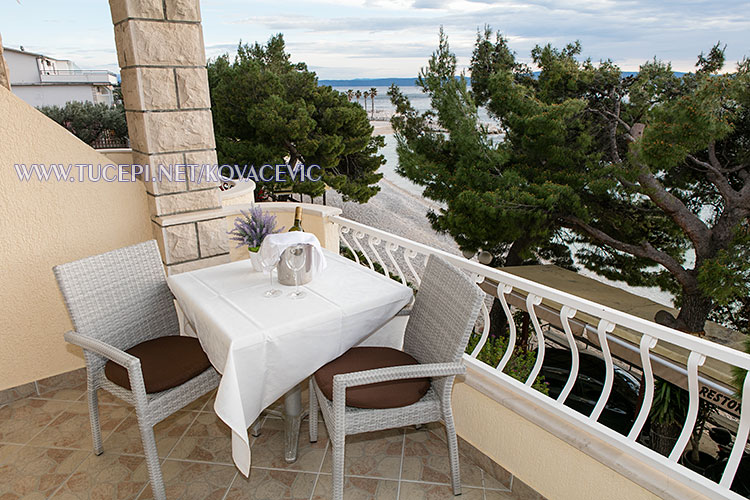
[38,101,128,146]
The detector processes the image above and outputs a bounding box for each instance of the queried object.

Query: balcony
[38,69,118,85]
[2,203,748,500]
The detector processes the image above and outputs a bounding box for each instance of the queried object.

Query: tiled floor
[0,383,526,499]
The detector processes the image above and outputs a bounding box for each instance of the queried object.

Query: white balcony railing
[330,214,750,500]
[38,69,118,85]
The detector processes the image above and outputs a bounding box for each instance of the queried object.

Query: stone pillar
[0,33,11,90]
[109,0,229,273]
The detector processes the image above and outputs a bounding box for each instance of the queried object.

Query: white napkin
[259,232,327,276]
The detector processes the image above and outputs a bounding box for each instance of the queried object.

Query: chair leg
[86,383,103,455]
[251,417,262,437]
[309,378,318,443]
[332,433,345,500]
[444,412,462,496]
[137,415,167,500]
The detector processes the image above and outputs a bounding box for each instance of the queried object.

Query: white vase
[249,249,263,271]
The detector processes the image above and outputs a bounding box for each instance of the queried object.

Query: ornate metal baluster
[339,226,359,265]
[367,235,389,276]
[525,293,545,386]
[385,243,406,284]
[669,352,707,462]
[353,231,374,271]
[628,335,658,441]
[590,319,616,422]
[496,284,516,372]
[557,305,579,404]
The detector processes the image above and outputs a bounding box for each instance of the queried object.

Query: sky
[2,0,749,79]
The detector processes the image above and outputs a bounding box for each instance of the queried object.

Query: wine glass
[286,244,307,299]
[260,257,282,298]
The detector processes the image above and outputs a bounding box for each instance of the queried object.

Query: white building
[3,46,118,108]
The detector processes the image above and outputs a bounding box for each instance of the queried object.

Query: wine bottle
[288,206,304,232]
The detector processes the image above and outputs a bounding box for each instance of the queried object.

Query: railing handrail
[331,213,750,499]
[331,214,750,371]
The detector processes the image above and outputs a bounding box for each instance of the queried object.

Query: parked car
[540,348,641,435]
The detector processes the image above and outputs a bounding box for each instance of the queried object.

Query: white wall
[11,84,95,108]
[4,50,40,84]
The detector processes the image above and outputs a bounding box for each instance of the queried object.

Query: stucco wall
[0,85,152,391]
[452,381,665,500]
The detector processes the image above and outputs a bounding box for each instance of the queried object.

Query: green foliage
[208,34,383,203]
[392,29,750,332]
[38,101,127,146]
[465,333,549,395]
[650,379,688,426]
[733,336,749,396]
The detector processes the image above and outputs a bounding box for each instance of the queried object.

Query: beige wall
[0,86,153,391]
[452,381,664,500]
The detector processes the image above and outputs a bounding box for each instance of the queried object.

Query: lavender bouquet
[228,206,283,252]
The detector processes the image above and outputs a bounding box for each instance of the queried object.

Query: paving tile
[0,381,37,405]
[167,410,233,464]
[137,459,236,499]
[320,429,404,480]
[36,382,86,402]
[401,427,483,487]
[29,401,131,450]
[0,444,89,499]
[103,410,196,457]
[484,488,522,499]
[36,369,86,397]
[250,417,328,473]
[51,452,149,499]
[312,474,398,500]
[225,469,317,500]
[0,398,73,444]
[398,481,484,499]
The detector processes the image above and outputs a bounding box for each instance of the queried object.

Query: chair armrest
[65,331,140,370]
[332,361,465,391]
[64,331,148,397]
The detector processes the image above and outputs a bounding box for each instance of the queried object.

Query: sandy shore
[322,123,459,256]
[370,121,394,135]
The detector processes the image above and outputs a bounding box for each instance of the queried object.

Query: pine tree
[208,35,383,202]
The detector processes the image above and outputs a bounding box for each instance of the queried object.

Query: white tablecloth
[167,250,413,475]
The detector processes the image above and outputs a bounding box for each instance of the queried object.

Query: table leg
[283,384,304,463]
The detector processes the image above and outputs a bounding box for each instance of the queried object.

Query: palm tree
[369,87,378,117]
[355,90,362,104]
[346,89,354,102]
[363,91,370,111]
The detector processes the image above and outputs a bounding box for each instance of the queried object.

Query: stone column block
[175,67,210,109]
[165,0,202,21]
[121,67,177,111]
[148,189,221,217]
[114,20,205,68]
[197,218,229,257]
[132,151,188,194]
[144,109,216,153]
[153,222,199,264]
[109,0,164,24]
[185,150,220,190]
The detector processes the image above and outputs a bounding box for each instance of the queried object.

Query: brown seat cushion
[104,336,211,394]
[314,347,430,409]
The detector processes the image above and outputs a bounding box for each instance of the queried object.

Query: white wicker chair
[53,240,219,500]
[309,255,484,499]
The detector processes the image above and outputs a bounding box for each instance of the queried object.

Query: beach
[322,122,461,256]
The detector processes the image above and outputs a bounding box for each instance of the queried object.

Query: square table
[167,249,413,476]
